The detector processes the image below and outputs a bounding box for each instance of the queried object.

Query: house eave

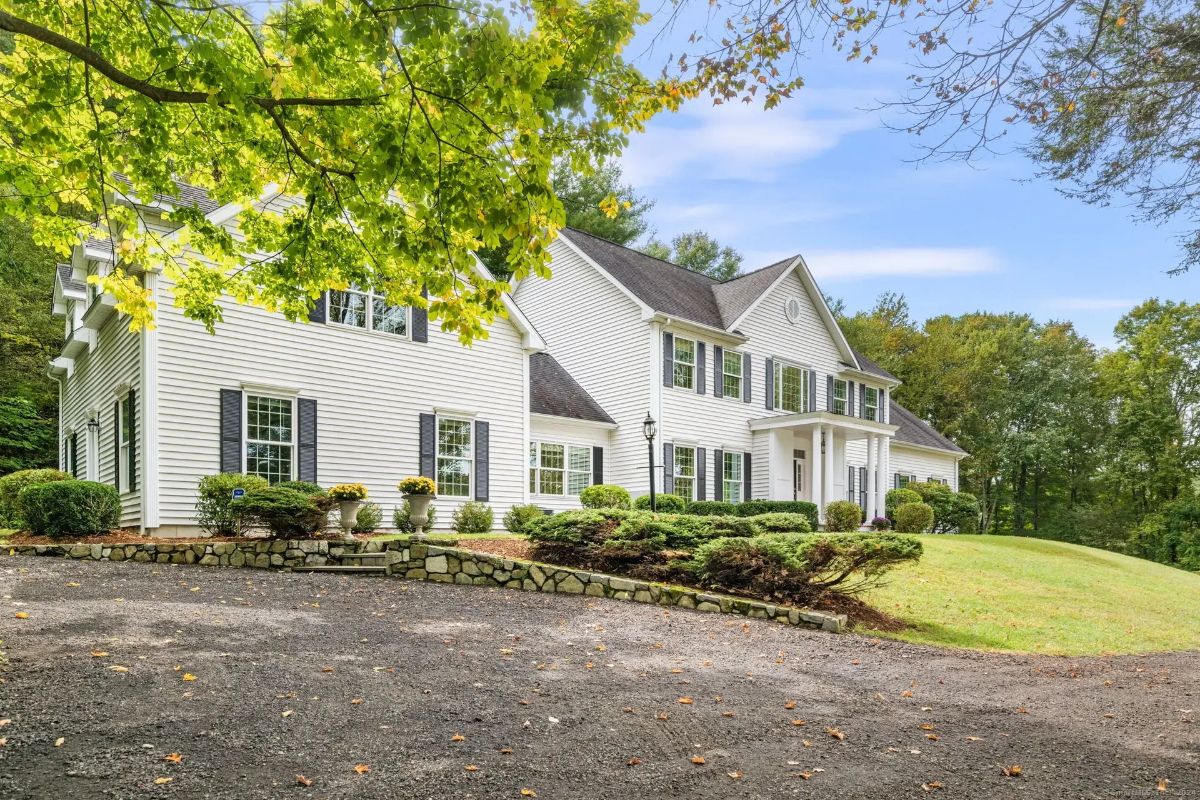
[748,411,898,436]
[530,412,618,430]
[891,439,968,459]
[838,366,902,387]
[651,314,748,345]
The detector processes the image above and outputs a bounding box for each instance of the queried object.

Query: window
[722,350,743,398]
[672,337,696,390]
[832,379,848,415]
[722,451,743,503]
[118,393,134,491]
[673,445,696,500]
[437,418,473,497]
[87,264,99,305]
[245,394,293,484]
[929,476,949,486]
[773,362,809,413]
[329,287,409,337]
[529,442,592,496]
[67,432,79,478]
[896,473,917,489]
[864,387,879,422]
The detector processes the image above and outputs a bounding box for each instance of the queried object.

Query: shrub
[870,516,891,531]
[526,508,629,547]
[885,488,922,520]
[503,503,545,534]
[1128,499,1200,571]
[19,480,121,538]
[328,483,368,501]
[579,484,632,509]
[276,480,324,495]
[747,512,813,534]
[234,487,328,538]
[393,499,437,533]
[893,502,934,533]
[655,514,759,549]
[633,493,687,512]
[905,482,980,533]
[452,501,493,533]
[398,476,436,495]
[735,500,819,531]
[195,473,270,536]
[824,500,863,532]
[352,501,382,534]
[686,500,737,517]
[0,468,71,526]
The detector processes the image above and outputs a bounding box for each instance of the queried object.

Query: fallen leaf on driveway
[922,781,944,791]
[14,612,28,619]
[66,582,80,587]
[784,700,796,710]
[677,697,694,705]
[163,753,183,764]
[656,712,669,721]
[182,673,197,682]
[1158,778,1170,792]
[926,734,940,741]
[965,736,983,742]
[920,723,936,731]
[520,789,537,797]
[1002,765,1022,777]
[499,747,513,754]
[1015,707,1029,714]
[0,720,10,727]
[802,740,812,747]
[690,755,706,765]
[798,771,813,780]
[791,719,806,727]
[451,734,465,742]
[321,667,335,673]
[721,711,736,718]
[89,651,108,658]
[727,771,744,779]
[296,775,313,787]
[901,690,914,698]
[826,727,845,740]
[627,757,642,766]
[54,737,65,747]
[353,764,370,774]
[281,710,293,718]
[154,777,173,785]
[109,665,129,673]
[464,764,478,772]
[351,698,363,705]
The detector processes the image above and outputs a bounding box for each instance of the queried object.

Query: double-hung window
[529,442,592,496]
[673,445,696,500]
[245,395,294,484]
[672,337,696,390]
[896,473,917,488]
[329,286,409,337]
[773,362,808,413]
[863,387,879,422]
[436,418,473,497]
[722,350,743,398]
[722,451,743,503]
[832,379,849,415]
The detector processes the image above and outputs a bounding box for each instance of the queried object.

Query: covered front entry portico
[750,412,897,524]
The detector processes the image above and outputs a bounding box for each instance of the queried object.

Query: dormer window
[672,337,696,390]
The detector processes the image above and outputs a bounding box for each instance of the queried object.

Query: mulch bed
[1,531,369,546]
[460,537,534,560]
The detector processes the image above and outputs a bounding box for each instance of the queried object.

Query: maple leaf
[690,755,706,765]
[826,727,845,740]
[163,753,183,764]
[901,690,914,698]
[791,719,806,727]
[182,673,197,682]
[296,775,313,786]
[353,764,370,774]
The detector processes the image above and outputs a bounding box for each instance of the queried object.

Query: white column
[810,425,823,519]
[822,426,834,515]
[875,435,887,516]
[865,434,877,521]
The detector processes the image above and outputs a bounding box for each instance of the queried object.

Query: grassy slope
[862,535,1200,656]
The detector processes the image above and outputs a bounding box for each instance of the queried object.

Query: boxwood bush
[735,500,819,531]
[824,500,863,532]
[686,500,737,517]
[503,503,545,533]
[233,487,328,538]
[885,488,922,520]
[633,493,687,512]
[579,485,631,510]
[748,512,812,534]
[452,501,494,533]
[19,480,121,538]
[352,501,383,534]
[893,502,935,533]
[0,468,72,527]
[195,473,270,536]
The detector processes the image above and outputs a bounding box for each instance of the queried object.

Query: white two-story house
[48,181,964,534]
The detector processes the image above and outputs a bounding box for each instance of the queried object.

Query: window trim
[242,393,296,484]
[671,336,697,391]
[117,396,132,492]
[896,472,918,489]
[721,450,744,503]
[436,415,474,498]
[832,378,849,415]
[863,386,880,422]
[327,287,411,339]
[773,359,810,413]
[721,349,743,400]
[528,440,593,497]
[672,444,697,501]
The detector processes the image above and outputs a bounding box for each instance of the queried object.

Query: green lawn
[862,534,1200,656]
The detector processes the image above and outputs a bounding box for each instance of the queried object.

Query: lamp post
[86,417,100,434]
[642,412,657,512]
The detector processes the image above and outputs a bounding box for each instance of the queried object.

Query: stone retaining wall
[3,538,846,632]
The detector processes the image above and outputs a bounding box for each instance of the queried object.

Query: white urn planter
[405,493,434,538]
[338,500,362,540]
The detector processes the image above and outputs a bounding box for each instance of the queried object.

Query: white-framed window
[244,394,294,484]
[436,417,473,497]
[118,392,134,492]
[329,287,409,337]
[773,361,809,413]
[673,445,696,500]
[929,476,949,486]
[722,350,743,398]
[864,387,879,422]
[832,379,849,415]
[896,473,917,489]
[722,451,743,503]
[672,337,696,390]
[529,442,592,496]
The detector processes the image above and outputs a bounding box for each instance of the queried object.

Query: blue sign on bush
[231,488,245,499]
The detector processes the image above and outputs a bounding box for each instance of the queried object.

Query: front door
[793,458,804,502]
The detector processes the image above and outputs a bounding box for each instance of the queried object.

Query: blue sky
[616,20,1199,348]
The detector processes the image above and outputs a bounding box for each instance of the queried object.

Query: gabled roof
[851,348,898,381]
[890,400,966,455]
[111,173,221,214]
[56,264,86,296]
[529,353,615,425]
[712,256,796,328]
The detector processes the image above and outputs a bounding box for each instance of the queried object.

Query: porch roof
[747,411,897,438]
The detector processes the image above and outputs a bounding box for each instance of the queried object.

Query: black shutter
[713,449,724,501]
[662,332,674,387]
[848,381,856,416]
[894,473,900,489]
[474,420,489,501]
[412,288,428,343]
[847,465,855,501]
[696,447,706,500]
[418,413,436,481]
[742,353,752,403]
[713,345,723,398]
[69,433,78,477]
[592,446,604,485]
[859,466,867,510]
[742,452,752,501]
[127,390,137,491]
[219,389,243,473]
[112,400,120,490]
[881,389,888,423]
[308,291,327,323]
[297,398,318,483]
[808,369,817,413]
[662,442,674,494]
[696,343,706,394]
[859,383,866,419]
[827,375,835,412]
[764,358,774,410]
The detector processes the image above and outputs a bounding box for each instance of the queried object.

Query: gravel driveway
[0,557,1196,799]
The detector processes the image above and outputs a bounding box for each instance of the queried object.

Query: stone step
[292,565,389,574]
[337,551,388,559]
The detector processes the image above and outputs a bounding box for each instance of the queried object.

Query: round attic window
[784,297,802,324]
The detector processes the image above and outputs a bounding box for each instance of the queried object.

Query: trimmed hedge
[893,502,934,533]
[452,501,494,533]
[749,512,813,534]
[734,500,820,531]
[0,468,72,527]
[503,503,544,534]
[19,480,121,538]
[195,473,270,536]
[824,500,863,532]
[234,487,328,538]
[885,488,921,520]
[686,500,737,517]
[579,485,632,510]
[633,493,688,512]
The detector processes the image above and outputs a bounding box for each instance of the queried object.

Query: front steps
[291,548,395,576]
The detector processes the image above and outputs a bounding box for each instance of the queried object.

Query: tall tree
[554,162,653,246]
[643,230,743,280]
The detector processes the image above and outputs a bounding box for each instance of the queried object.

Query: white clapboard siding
[527,416,613,512]
[513,239,652,493]
[843,440,960,491]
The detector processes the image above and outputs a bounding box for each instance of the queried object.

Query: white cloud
[620,91,880,186]
[1049,297,1137,311]
[803,247,1001,281]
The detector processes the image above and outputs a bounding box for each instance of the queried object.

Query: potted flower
[329,483,369,539]
[398,476,436,538]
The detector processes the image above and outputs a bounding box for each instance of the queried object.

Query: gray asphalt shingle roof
[112,173,221,214]
[850,348,899,382]
[890,400,966,454]
[56,264,86,295]
[711,256,796,328]
[529,352,615,425]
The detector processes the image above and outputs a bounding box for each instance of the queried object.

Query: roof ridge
[716,254,798,285]
[562,227,720,285]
